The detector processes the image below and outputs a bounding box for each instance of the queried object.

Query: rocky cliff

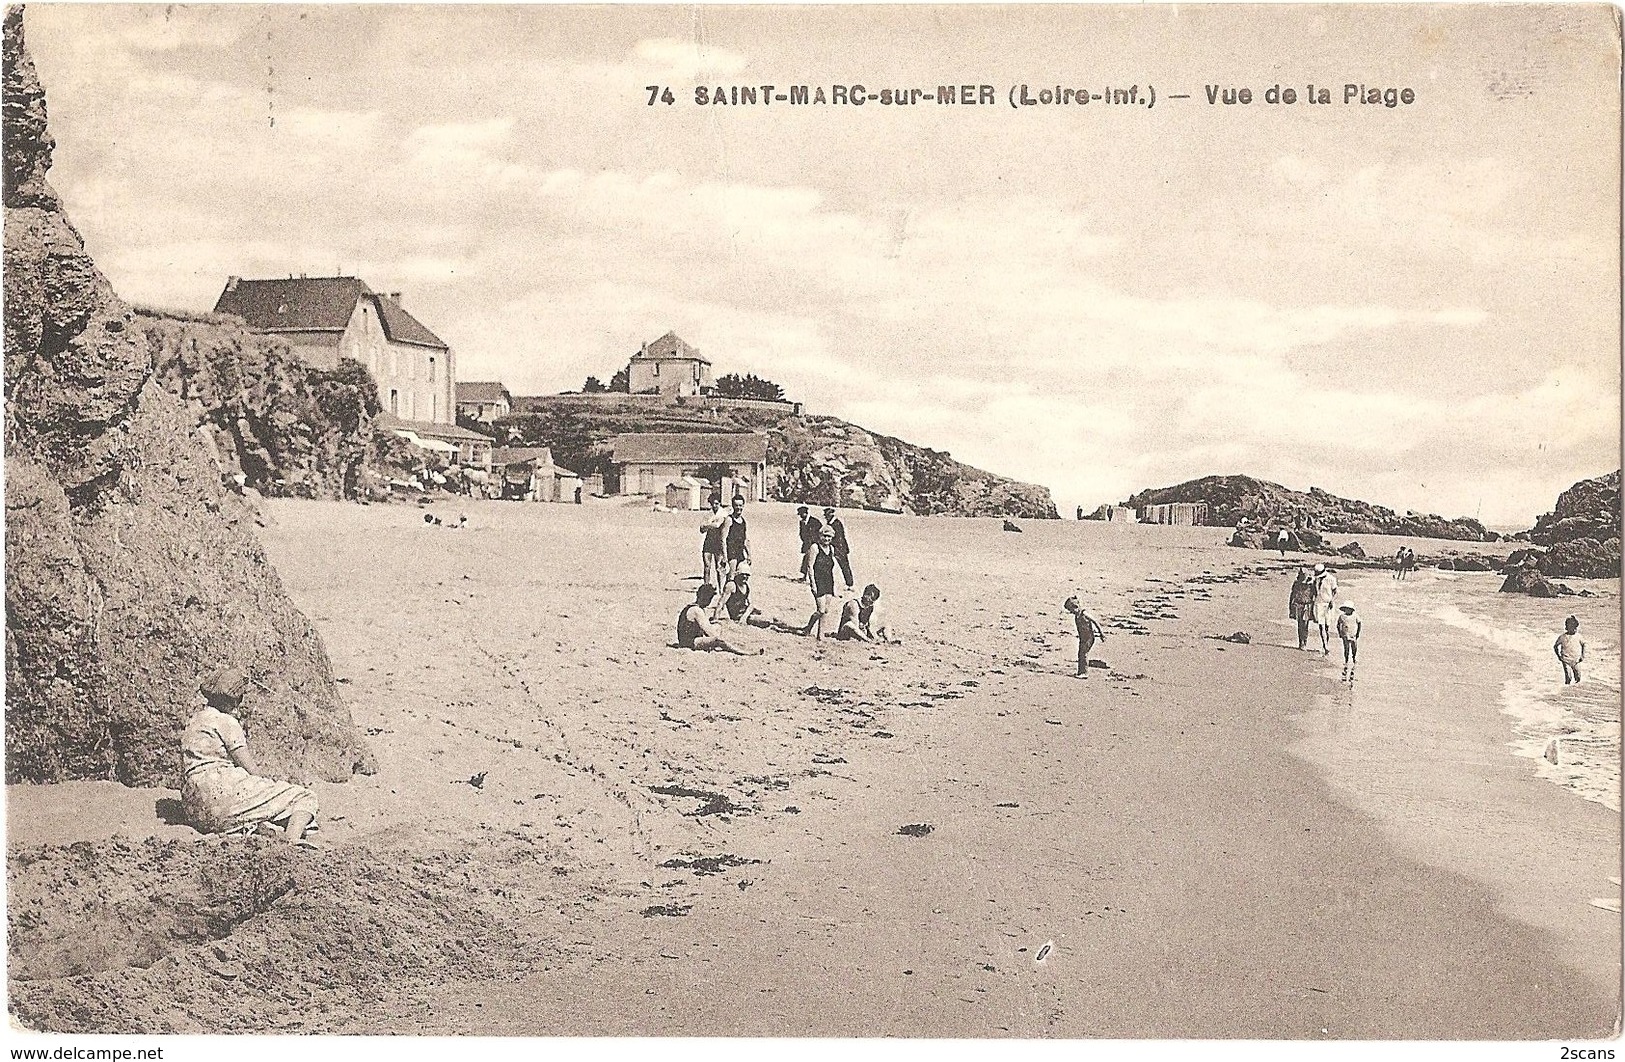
[141,309,404,500]
[499,397,1060,519]
[1525,470,1620,579]
[1122,475,1492,541]
[3,8,371,786]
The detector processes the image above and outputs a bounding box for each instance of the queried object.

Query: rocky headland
[496,397,1060,519]
[3,9,371,786]
[1122,474,1493,541]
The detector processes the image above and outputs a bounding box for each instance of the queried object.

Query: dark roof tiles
[457,381,512,404]
[212,276,448,349]
[610,432,768,464]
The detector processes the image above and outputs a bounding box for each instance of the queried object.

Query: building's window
[653,362,660,377]
[428,356,436,382]
[389,389,399,415]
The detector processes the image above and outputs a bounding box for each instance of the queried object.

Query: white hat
[1314,563,1325,573]
[1339,601,1356,612]
[734,561,752,575]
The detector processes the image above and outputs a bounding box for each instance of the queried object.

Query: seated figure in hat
[179,668,320,846]
[712,562,758,623]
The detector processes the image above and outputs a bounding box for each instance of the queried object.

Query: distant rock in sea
[1124,474,1493,541]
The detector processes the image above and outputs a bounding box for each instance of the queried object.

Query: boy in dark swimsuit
[836,584,899,643]
[677,585,759,655]
[723,495,750,581]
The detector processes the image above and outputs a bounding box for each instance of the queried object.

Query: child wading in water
[1064,596,1107,678]
[1554,615,1586,685]
[1336,601,1362,681]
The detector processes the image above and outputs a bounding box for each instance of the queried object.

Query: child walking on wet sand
[1064,596,1106,678]
[1336,601,1361,681]
[1554,615,1586,685]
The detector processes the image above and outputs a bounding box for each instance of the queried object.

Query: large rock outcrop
[1122,474,1492,541]
[4,8,371,786]
[1525,471,1620,579]
[141,310,391,499]
[496,397,1059,519]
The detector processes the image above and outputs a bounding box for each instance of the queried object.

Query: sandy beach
[7,498,1618,1037]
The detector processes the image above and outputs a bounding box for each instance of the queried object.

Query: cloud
[631,37,749,79]
[23,6,1616,526]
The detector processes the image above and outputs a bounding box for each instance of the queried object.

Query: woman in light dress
[180,668,320,846]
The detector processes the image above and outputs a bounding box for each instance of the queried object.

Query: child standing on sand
[1554,615,1586,685]
[1335,601,1362,681]
[1064,596,1107,678]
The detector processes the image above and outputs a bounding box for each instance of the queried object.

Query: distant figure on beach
[723,495,751,580]
[803,525,841,641]
[834,584,899,643]
[1275,529,1292,557]
[1288,568,1317,650]
[1335,601,1362,680]
[676,585,761,655]
[1393,546,1416,580]
[699,494,727,594]
[179,668,320,846]
[1312,563,1339,655]
[823,506,855,589]
[1064,596,1107,678]
[1554,615,1586,685]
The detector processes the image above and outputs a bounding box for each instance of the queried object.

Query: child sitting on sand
[1335,601,1362,681]
[711,564,758,623]
[1554,615,1586,685]
[677,585,762,656]
[834,584,901,644]
[1064,596,1106,678]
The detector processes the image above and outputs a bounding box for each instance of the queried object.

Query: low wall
[510,393,669,413]
[676,395,803,416]
[511,392,802,416]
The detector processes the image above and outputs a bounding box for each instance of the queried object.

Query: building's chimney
[225,276,240,292]
[387,292,402,305]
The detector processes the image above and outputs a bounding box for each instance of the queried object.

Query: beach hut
[1141,502,1209,526]
[665,477,709,511]
[551,467,583,504]
[610,433,770,501]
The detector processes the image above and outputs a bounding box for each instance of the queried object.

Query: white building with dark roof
[456,381,512,423]
[610,432,769,500]
[213,275,455,424]
[627,331,713,397]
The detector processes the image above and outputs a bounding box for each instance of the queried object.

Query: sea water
[1417,571,1620,812]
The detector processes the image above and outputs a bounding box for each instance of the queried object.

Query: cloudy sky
[24,4,1620,525]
